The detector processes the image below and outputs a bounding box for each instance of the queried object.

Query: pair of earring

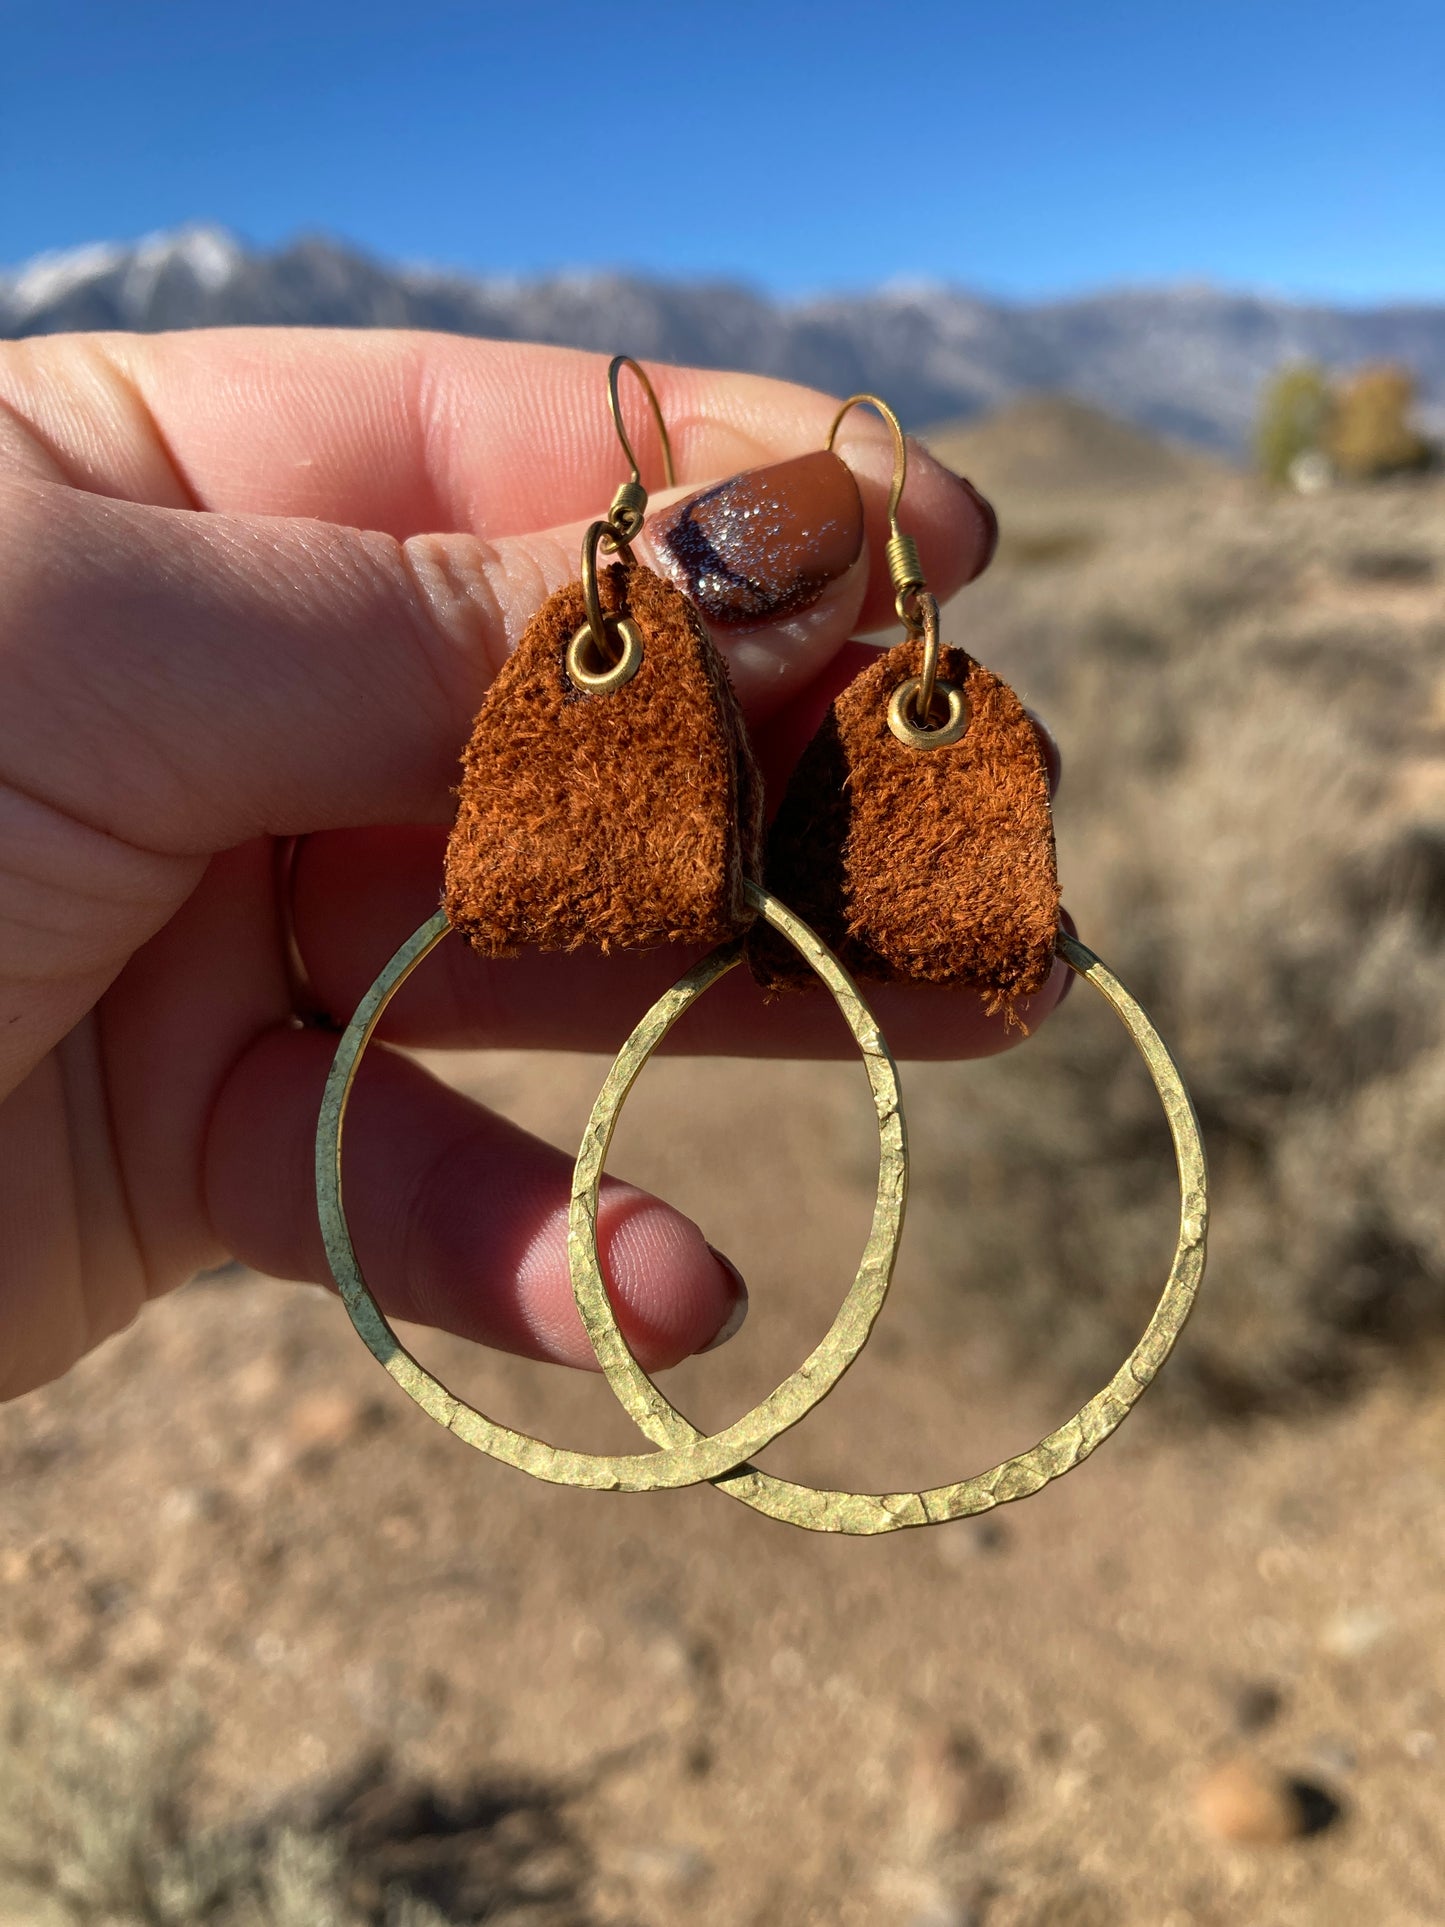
[314,359,1208,1536]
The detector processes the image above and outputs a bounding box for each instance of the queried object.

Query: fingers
[0,481,771,862]
[635,452,868,720]
[0,378,991,858]
[4,333,983,577]
[288,825,1072,1060]
[204,1025,747,1374]
[638,445,993,645]
[2,332,991,648]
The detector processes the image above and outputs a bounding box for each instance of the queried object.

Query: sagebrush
[904,474,1445,1412]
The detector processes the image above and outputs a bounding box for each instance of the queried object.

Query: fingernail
[951,471,999,581]
[1025,706,1062,798]
[699,1245,749,1351]
[649,450,864,628]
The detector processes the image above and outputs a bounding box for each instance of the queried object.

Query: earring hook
[608,355,676,493]
[827,392,907,526]
[826,393,930,632]
[827,394,965,748]
[570,356,674,694]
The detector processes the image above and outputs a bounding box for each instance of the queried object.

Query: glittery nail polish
[649,450,864,628]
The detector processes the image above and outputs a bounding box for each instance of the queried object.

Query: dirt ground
[1,421,1443,1924]
[2,1042,1442,1925]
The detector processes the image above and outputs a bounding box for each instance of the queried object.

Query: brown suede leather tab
[750,638,1059,1009]
[444,562,762,954]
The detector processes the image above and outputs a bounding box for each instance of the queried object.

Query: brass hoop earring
[315,884,905,1491]
[569,388,1207,1527]
[566,928,1206,1533]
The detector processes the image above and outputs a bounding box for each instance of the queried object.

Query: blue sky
[3,0,1441,302]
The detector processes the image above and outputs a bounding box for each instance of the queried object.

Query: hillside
[3,227,1442,453]
[923,393,1226,497]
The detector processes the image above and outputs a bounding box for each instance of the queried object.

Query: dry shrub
[908,479,1445,1412]
[1328,365,1435,481]
[0,1684,590,1926]
[1254,362,1334,485]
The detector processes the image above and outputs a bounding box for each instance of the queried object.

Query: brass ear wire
[827,393,970,750]
[605,354,676,534]
[568,357,676,694]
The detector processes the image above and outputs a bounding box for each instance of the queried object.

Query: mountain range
[3,227,1441,454]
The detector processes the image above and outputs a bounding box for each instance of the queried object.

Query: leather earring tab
[751,637,1059,1011]
[444,562,763,954]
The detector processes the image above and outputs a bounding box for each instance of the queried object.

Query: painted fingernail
[951,471,999,581]
[699,1245,749,1351]
[649,451,864,628]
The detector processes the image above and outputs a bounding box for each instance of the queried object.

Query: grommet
[887,675,969,749]
[565,615,644,692]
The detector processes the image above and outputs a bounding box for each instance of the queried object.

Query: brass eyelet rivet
[887,676,969,750]
[566,617,644,693]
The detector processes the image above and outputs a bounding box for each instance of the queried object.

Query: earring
[439,356,761,957]
[315,359,908,1498]
[559,398,1210,1534]
[314,368,1208,1536]
[750,395,1059,1015]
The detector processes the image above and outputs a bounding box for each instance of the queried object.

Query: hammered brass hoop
[315,890,906,1492]
[570,929,1208,1534]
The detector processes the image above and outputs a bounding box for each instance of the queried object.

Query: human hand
[0,332,1063,1400]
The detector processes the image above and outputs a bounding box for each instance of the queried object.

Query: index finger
[3,330,986,630]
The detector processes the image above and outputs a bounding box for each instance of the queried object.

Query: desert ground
[1,403,1442,1925]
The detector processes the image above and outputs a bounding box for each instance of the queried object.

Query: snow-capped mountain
[3,227,1441,453]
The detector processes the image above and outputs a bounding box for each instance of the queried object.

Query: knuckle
[397,530,510,701]
[398,527,579,701]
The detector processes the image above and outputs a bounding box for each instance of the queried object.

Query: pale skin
[0,332,1066,1402]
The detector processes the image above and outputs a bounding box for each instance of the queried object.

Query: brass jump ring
[578,518,634,677]
[887,598,969,748]
[570,928,1208,1534]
